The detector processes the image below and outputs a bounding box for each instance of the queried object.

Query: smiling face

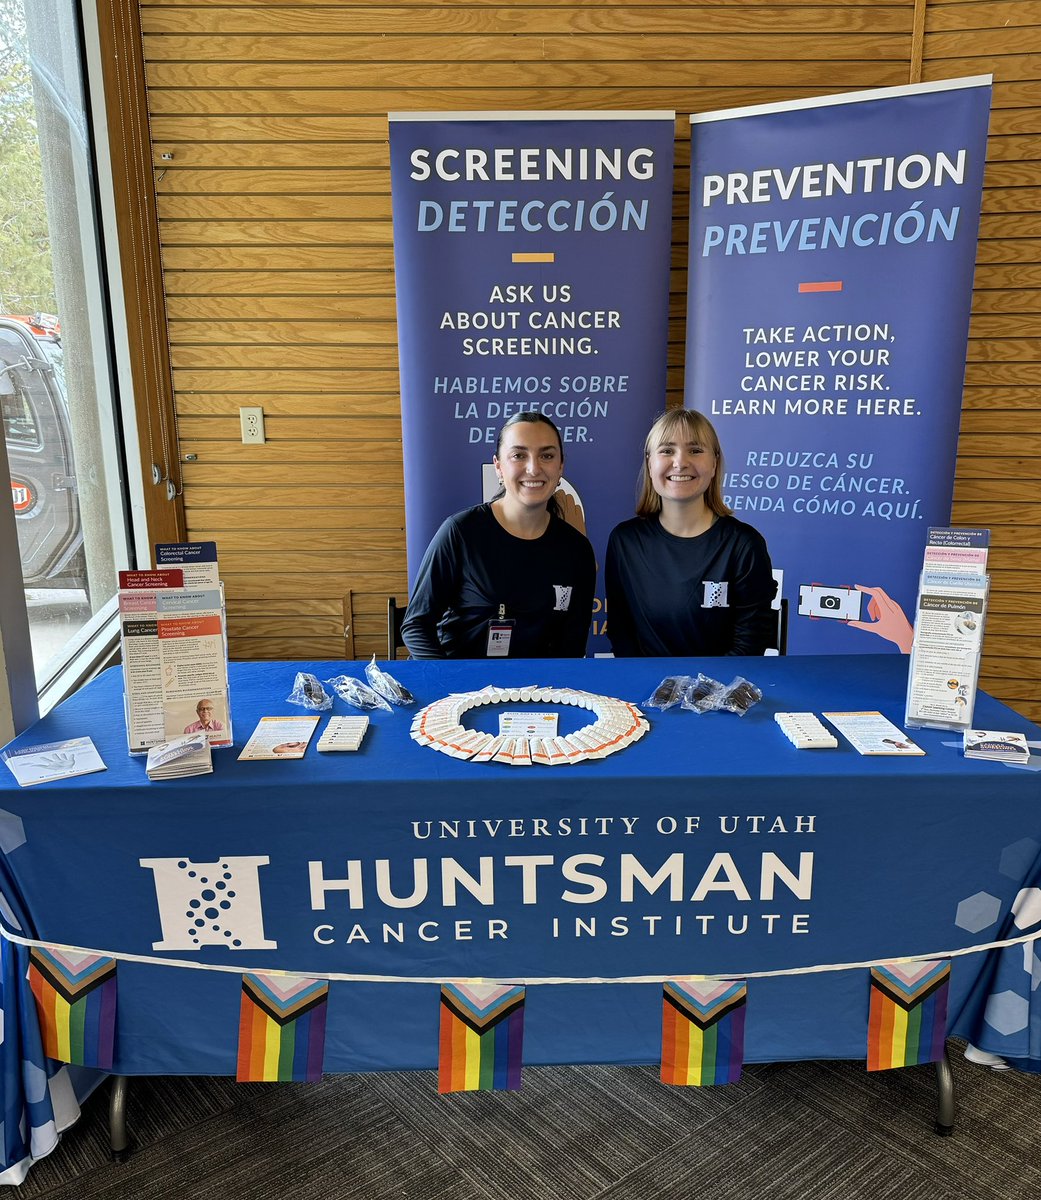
[195,701,216,727]
[647,432,717,507]
[635,410,729,520]
[493,419,564,512]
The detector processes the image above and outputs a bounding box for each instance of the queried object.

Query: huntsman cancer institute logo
[553,584,573,612]
[140,856,277,951]
[702,580,729,609]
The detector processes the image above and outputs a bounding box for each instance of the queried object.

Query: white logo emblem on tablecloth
[553,585,572,612]
[140,855,277,951]
[703,581,729,608]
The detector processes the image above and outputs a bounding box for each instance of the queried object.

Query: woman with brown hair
[402,412,596,659]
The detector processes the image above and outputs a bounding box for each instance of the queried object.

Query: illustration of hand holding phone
[846,584,914,653]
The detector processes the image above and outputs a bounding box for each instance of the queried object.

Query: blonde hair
[635,408,731,519]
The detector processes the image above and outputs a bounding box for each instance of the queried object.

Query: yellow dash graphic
[512,252,555,263]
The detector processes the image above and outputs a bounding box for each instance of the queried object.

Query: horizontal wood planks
[139,0,1041,721]
[923,0,1041,723]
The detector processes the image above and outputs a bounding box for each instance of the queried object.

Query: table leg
[108,1075,130,1161]
[933,1046,955,1136]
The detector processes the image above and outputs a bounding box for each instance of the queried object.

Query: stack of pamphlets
[145,733,213,780]
[962,729,1031,766]
[2,737,107,786]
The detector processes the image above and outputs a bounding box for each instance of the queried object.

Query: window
[1,0,132,699]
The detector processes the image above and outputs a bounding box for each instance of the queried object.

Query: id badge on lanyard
[486,604,515,657]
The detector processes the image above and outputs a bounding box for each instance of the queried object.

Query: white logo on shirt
[702,581,729,609]
[553,585,573,612]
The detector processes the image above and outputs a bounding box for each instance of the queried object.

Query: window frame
[0,0,177,730]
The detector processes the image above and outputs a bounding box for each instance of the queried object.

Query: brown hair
[635,408,731,519]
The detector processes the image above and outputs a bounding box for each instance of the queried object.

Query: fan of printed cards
[410,685,649,765]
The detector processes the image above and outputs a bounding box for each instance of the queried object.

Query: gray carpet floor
[12,1044,1041,1199]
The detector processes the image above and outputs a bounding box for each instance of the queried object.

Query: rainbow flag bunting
[438,983,525,1093]
[237,973,328,1082]
[27,947,117,1069]
[661,979,747,1086]
[867,959,950,1071]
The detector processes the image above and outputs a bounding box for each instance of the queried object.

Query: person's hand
[847,584,914,653]
[554,489,586,536]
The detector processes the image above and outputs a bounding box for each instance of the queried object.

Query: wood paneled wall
[134,0,1041,721]
[922,2,1041,720]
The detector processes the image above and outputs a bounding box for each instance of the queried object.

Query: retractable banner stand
[685,78,991,656]
[389,113,676,652]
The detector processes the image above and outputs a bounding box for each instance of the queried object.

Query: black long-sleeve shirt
[605,514,775,657]
[402,504,596,659]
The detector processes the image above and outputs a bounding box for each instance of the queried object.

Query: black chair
[768,596,789,655]
[387,596,408,660]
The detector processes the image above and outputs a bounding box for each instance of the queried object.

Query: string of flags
[25,946,952,1091]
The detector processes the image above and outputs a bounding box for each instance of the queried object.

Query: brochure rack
[904,528,990,732]
[119,543,233,755]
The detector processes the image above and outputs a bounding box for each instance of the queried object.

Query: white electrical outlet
[239,406,265,444]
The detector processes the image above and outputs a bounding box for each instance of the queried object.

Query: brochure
[155,541,220,589]
[146,733,213,780]
[923,527,990,575]
[822,712,925,756]
[119,572,232,754]
[962,729,1031,766]
[238,716,320,761]
[2,737,107,786]
[905,584,987,729]
[118,568,184,590]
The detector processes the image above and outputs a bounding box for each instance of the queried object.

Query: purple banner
[390,113,676,652]
[685,79,991,655]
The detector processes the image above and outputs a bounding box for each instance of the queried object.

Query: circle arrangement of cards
[410,685,650,766]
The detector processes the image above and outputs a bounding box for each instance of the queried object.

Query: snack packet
[365,655,415,706]
[286,672,332,711]
[324,674,392,712]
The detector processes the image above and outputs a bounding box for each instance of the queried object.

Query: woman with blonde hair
[605,408,774,657]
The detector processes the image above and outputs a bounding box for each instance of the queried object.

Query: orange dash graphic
[799,281,843,293]
[512,252,555,263]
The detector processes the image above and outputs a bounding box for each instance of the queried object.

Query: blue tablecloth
[0,655,1039,1094]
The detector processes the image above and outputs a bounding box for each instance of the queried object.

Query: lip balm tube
[493,737,519,764]
[471,734,507,764]
[540,736,570,764]
[444,730,488,759]
[571,729,609,759]
[555,735,586,762]
[423,719,463,740]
